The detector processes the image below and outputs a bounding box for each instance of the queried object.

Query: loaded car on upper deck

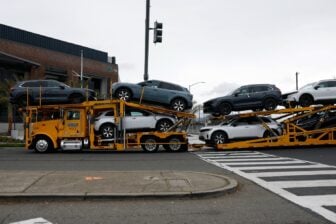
[112,80,193,111]
[10,79,96,106]
[203,84,282,116]
[283,79,336,108]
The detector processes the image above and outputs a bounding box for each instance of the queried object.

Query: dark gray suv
[112,80,193,111]
[203,84,282,115]
[10,80,96,106]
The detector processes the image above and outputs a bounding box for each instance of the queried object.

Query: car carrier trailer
[209,105,336,150]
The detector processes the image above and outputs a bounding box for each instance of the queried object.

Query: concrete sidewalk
[0,171,237,199]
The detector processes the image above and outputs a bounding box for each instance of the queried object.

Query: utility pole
[144,0,150,81]
[80,50,83,88]
[295,72,299,90]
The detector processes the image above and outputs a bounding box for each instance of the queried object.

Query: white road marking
[10,217,52,224]
[214,160,308,165]
[240,164,331,170]
[251,170,336,177]
[271,180,336,188]
[196,151,336,223]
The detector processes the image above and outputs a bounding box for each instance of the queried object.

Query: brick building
[0,24,119,98]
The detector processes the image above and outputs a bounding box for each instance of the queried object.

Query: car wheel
[34,136,53,153]
[252,108,263,112]
[99,123,115,139]
[156,119,174,132]
[116,88,132,101]
[141,136,159,152]
[171,98,187,111]
[263,98,277,111]
[163,137,183,152]
[219,103,232,115]
[69,94,84,104]
[263,130,277,138]
[211,131,227,144]
[299,94,314,107]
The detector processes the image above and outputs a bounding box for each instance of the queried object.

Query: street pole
[295,72,299,90]
[144,0,150,81]
[80,50,83,88]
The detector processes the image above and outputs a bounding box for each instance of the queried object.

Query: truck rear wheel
[141,136,159,153]
[164,137,184,152]
[34,136,53,153]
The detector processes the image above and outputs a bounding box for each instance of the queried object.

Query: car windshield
[220,118,236,125]
[299,82,315,90]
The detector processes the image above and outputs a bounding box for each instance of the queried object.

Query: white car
[284,80,336,107]
[94,108,176,139]
[199,116,282,145]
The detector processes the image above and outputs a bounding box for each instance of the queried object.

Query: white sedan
[94,108,176,139]
[199,116,282,145]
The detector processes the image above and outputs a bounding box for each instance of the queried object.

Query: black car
[296,111,336,130]
[10,80,96,106]
[203,84,282,115]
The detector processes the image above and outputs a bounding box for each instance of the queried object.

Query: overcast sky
[1,0,336,103]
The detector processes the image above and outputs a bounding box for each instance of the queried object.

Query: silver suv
[94,108,176,139]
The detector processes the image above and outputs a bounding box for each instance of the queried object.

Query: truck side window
[67,111,80,120]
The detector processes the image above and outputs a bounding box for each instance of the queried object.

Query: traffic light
[153,21,163,43]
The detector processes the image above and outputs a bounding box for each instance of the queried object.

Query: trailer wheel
[34,136,53,153]
[141,136,159,152]
[164,137,183,152]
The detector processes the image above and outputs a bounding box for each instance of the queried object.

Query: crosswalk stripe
[214,158,292,162]
[239,164,331,170]
[270,180,336,188]
[200,155,275,159]
[214,160,308,165]
[249,170,336,177]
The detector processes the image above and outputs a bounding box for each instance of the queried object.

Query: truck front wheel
[34,136,53,153]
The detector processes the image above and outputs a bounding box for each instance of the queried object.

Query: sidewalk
[0,171,237,199]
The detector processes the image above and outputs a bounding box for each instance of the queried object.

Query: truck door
[63,109,84,137]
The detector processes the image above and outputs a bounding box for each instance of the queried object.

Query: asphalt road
[0,147,332,224]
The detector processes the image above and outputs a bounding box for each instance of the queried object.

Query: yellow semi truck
[24,100,195,153]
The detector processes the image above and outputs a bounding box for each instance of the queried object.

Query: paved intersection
[195,150,336,223]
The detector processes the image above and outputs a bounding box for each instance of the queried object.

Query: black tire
[171,98,187,111]
[69,94,84,104]
[156,119,174,132]
[263,130,277,138]
[299,94,314,107]
[99,123,115,139]
[116,88,132,101]
[34,136,53,153]
[163,137,183,152]
[141,136,159,152]
[252,108,263,112]
[211,131,227,144]
[263,98,277,111]
[219,102,232,115]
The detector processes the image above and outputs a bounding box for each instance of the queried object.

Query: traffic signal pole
[144,0,150,81]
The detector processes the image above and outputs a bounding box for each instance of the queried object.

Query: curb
[0,172,238,200]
